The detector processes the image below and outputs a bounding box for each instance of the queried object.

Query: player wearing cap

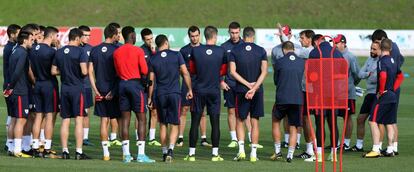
[184,26,227,162]
[333,34,361,150]
[113,26,155,163]
[51,28,91,160]
[351,42,380,152]
[305,34,343,162]
[364,39,404,158]
[140,28,161,147]
[177,26,211,147]
[230,27,267,162]
[88,24,121,161]
[271,41,305,163]
[148,34,193,163]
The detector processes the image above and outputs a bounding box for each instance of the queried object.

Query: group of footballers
[2,21,404,164]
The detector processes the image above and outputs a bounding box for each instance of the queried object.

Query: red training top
[113,44,148,80]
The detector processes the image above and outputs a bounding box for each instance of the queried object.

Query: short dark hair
[108,22,121,29]
[6,24,21,38]
[17,31,32,45]
[312,34,324,47]
[122,26,135,42]
[299,30,315,39]
[21,23,39,34]
[228,21,241,29]
[39,25,46,33]
[371,29,388,42]
[204,26,218,40]
[282,41,294,51]
[242,26,255,38]
[44,26,59,38]
[155,34,168,48]
[188,25,200,35]
[140,28,152,39]
[78,25,91,32]
[68,28,83,41]
[380,38,392,51]
[104,25,118,39]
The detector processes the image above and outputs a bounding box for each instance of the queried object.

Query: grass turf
[0,56,412,171]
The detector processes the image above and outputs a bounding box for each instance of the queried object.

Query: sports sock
[274,142,281,154]
[287,146,295,159]
[238,141,245,153]
[149,129,156,141]
[110,133,117,141]
[356,139,364,149]
[83,128,89,140]
[230,131,237,141]
[137,141,145,155]
[122,140,130,156]
[102,141,110,156]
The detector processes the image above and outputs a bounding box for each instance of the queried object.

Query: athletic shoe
[75,152,91,160]
[227,140,238,148]
[165,149,174,163]
[295,152,312,159]
[14,152,32,158]
[32,149,43,158]
[327,152,337,162]
[103,156,111,161]
[83,139,94,146]
[341,144,351,151]
[382,151,395,157]
[249,143,264,149]
[233,152,246,161]
[7,151,14,156]
[270,152,283,161]
[184,155,195,161]
[211,154,224,162]
[162,154,167,162]
[148,140,161,146]
[282,142,289,148]
[44,149,59,159]
[304,153,322,162]
[201,138,212,147]
[363,151,380,158]
[137,154,155,163]
[350,145,364,152]
[123,155,133,163]
[176,138,184,147]
[22,149,34,156]
[4,145,8,151]
[295,143,300,150]
[62,151,70,159]
[109,139,122,147]
[394,151,399,156]
[250,156,259,162]
[286,157,292,163]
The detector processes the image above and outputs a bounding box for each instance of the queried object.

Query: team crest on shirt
[145,55,148,58]
[35,45,40,50]
[391,58,395,64]
[227,50,231,53]
[245,45,252,51]
[101,46,107,53]
[206,49,213,55]
[289,55,296,61]
[161,52,167,58]
[64,48,70,54]
[187,54,191,57]
[24,109,29,114]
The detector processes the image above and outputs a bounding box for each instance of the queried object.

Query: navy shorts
[156,93,181,125]
[369,101,397,125]
[272,104,302,127]
[5,97,12,116]
[181,84,192,106]
[235,91,264,120]
[359,93,377,114]
[33,81,59,113]
[84,87,94,109]
[10,94,30,118]
[223,87,236,108]
[119,80,147,113]
[338,99,356,117]
[60,88,87,119]
[191,92,221,116]
[94,94,121,119]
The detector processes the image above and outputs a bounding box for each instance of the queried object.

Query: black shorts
[359,93,377,114]
[60,88,87,119]
[156,93,181,125]
[9,94,30,118]
[84,87,94,109]
[94,94,121,119]
[235,91,264,120]
[338,99,356,117]
[119,80,147,113]
[191,92,221,116]
[369,102,397,125]
[223,87,236,108]
[5,97,12,116]
[33,81,59,113]
[272,104,302,127]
